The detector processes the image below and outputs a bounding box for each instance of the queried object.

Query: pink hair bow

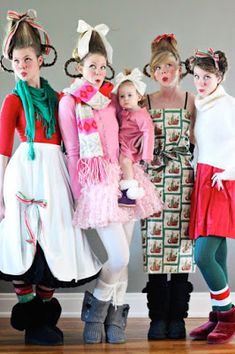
[152,33,176,45]
[3,9,51,59]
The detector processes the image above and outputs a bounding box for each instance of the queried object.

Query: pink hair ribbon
[16,191,47,256]
[3,9,51,59]
[152,33,176,45]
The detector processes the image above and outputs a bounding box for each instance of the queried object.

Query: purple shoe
[118,189,136,207]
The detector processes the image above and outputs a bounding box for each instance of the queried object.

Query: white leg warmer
[94,223,130,303]
[94,221,135,305]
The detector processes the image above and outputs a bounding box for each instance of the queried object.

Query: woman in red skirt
[188,48,235,344]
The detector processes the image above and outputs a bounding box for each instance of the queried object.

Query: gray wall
[0,0,235,293]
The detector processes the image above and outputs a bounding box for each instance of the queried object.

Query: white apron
[0,143,101,282]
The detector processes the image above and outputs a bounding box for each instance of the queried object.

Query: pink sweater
[58,94,119,199]
[119,107,154,162]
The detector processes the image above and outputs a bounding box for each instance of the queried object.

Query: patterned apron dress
[142,93,196,273]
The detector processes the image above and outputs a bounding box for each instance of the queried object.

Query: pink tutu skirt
[133,164,163,219]
[73,162,162,229]
[73,163,131,229]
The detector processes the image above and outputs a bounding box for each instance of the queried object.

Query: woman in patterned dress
[141,33,195,340]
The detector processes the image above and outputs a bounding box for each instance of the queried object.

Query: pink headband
[191,48,220,70]
[3,9,51,59]
[152,33,176,45]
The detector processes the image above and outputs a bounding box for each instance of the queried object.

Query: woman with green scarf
[0,9,101,346]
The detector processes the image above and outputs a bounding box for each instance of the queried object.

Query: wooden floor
[0,318,234,353]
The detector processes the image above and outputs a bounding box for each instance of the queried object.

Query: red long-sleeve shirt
[0,93,61,157]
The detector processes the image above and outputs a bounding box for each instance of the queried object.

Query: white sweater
[194,85,235,171]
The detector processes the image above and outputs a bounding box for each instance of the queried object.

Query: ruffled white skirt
[0,143,101,282]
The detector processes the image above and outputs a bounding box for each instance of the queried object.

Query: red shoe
[189,311,218,340]
[207,307,235,344]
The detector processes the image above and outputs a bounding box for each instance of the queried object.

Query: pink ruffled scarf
[63,78,114,185]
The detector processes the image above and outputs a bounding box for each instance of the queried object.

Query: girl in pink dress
[59,19,162,345]
[113,68,156,207]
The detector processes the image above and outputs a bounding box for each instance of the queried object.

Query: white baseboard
[0,292,214,318]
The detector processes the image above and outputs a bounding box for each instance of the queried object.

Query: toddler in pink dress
[113,68,155,207]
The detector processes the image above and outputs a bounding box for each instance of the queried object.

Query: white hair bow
[113,68,146,96]
[77,19,113,63]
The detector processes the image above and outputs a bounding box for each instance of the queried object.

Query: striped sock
[13,283,34,303]
[36,285,54,302]
[210,285,233,311]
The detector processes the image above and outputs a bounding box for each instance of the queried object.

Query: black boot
[11,296,63,345]
[142,275,169,340]
[40,297,64,343]
[168,278,193,339]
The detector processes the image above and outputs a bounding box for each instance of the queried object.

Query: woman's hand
[212,167,235,191]
[211,172,224,191]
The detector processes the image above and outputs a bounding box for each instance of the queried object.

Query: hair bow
[3,9,51,59]
[194,48,219,69]
[77,19,113,63]
[113,68,146,96]
[152,33,176,45]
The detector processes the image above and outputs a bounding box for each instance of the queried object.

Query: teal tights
[195,236,231,311]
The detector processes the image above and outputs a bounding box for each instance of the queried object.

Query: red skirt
[189,163,235,239]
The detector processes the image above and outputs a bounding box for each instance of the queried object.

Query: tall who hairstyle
[143,34,188,80]
[5,21,46,60]
[64,30,115,79]
[73,30,107,63]
[1,13,57,73]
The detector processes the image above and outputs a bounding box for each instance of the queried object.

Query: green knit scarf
[13,77,58,160]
